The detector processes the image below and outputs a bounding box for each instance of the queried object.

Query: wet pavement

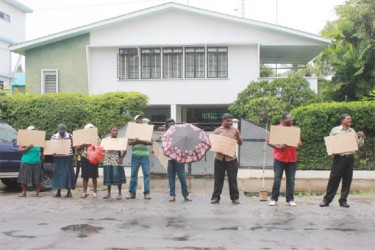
[1,178,375,250]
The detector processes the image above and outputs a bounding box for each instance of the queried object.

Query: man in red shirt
[267,113,302,207]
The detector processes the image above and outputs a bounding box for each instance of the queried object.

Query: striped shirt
[51,132,73,156]
[132,143,150,157]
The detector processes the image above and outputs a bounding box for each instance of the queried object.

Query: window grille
[118,48,139,79]
[163,48,183,78]
[141,48,161,79]
[41,70,58,93]
[185,47,205,78]
[207,47,228,78]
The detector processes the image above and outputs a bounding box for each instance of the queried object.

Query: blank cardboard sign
[17,130,46,147]
[269,126,300,147]
[324,133,358,155]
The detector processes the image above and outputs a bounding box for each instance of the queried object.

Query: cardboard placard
[125,122,154,142]
[209,134,237,157]
[72,128,98,146]
[44,140,71,155]
[17,130,46,147]
[100,137,128,151]
[153,141,169,171]
[324,133,358,155]
[269,125,300,147]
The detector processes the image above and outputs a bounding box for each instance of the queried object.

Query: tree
[229,75,317,125]
[316,0,375,101]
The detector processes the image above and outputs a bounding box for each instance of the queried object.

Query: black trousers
[211,159,239,201]
[323,154,354,204]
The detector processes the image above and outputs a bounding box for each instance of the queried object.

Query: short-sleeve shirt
[330,125,364,156]
[213,126,241,161]
[21,146,41,164]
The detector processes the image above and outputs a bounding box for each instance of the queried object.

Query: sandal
[36,194,43,197]
[92,193,98,198]
[81,193,89,199]
[65,193,72,198]
[19,193,26,197]
[103,195,111,199]
[53,193,61,198]
[116,194,122,200]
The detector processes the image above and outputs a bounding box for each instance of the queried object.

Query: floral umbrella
[161,123,211,164]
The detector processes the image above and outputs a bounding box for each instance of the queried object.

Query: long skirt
[52,156,75,189]
[81,157,99,179]
[18,162,41,186]
[103,165,126,186]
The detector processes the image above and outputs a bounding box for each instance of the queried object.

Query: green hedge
[0,92,148,138]
[291,101,375,170]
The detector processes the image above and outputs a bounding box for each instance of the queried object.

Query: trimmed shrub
[291,101,375,170]
[0,92,148,138]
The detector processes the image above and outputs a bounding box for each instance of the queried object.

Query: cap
[57,124,67,133]
[27,126,36,130]
[134,115,144,121]
[84,123,95,129]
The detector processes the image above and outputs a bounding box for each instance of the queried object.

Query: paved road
[1,180,375,250]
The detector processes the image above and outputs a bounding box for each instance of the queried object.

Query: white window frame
[41,69,58,94]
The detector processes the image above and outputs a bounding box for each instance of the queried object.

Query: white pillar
[171,104,177,121]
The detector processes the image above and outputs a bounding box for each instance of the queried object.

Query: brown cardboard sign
[269,125,300,147]
[153,141,169,171]
[125,122,154,142]
[100,137,128,151]
[72,128,98,146]
[324,133,358,155]
[44,140,71,155]
[209,134,237,157]
[17,130,46,147]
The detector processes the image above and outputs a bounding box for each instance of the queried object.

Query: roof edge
[4,0,33,13]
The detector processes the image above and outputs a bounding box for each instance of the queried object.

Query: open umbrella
[161,123,211,164]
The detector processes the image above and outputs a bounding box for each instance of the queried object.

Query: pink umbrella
[161,123,211,164]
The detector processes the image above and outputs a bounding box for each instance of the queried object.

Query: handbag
[86,144,104,164]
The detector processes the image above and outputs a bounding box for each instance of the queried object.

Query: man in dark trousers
[320,113,365,208]
[211,113,243,205]
[267,113,302,207]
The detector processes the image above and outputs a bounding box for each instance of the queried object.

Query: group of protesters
[17,112,365,208]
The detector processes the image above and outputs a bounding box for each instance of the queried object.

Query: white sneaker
[269,200,277,206]
[289,201,297,207]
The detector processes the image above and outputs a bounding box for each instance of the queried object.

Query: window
[0,11,10,22]
[207,47,228,78]
[185,47,205,78]
[118,48,139,79]
[141,48,161,79]
[41,70,58,93]
[163,48,183,78]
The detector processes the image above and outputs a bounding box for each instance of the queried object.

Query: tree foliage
[229,75,317,125]
[316,0,375,101]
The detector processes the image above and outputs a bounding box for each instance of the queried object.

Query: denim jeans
[271,159,297,202]
[129,155,150,195]
[168,160,189,198]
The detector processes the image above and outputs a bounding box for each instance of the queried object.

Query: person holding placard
[320,114,365,208]
[17,126,43,197]
[51,124,75,198]
[103,125,127,200]
[127,115,153,200]
[267,113,302,207]
[211,113,243,205]
[76,123,100,199]
[164,119,192,202]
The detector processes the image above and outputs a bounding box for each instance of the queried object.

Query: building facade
[11,3,330,123]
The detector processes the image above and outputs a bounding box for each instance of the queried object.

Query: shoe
[232,199,240,204]
[36,194,43,197]
[18,193,26,197]
[269,200,277,206]
[319,201,329,207]
[339,202,350,208]
[144,193,151,199]
[81,193,89,199]
[211,198,219,204]
[103,195,111,199]
[92,193,98,199]
[289,201,297,207]
[169,196,176,202]
[53,193,61,198]
[126,193,136,199]
[65,193,72,198]
[184,196,192,202]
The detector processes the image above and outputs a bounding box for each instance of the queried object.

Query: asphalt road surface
[1,180,375,250]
